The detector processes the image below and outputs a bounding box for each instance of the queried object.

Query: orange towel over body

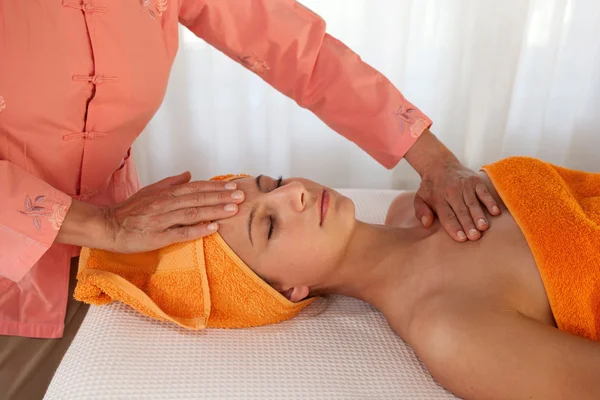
[483,157,600,340]
[74,175,313,330]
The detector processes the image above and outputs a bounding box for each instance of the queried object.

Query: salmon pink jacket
[0,0,431,338]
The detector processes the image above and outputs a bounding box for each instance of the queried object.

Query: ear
[280,286,310,302]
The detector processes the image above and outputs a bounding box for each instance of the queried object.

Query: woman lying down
[76,156,600,400]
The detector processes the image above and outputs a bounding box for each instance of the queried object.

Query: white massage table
[45,190,458,400]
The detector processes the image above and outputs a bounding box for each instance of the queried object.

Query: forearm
[179,0,431,169]
[55,200,112,250]
[404,129,459,177]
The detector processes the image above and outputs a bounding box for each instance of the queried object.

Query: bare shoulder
[385,191,421,227]
[406,297,600,400]
[404,299,517,398]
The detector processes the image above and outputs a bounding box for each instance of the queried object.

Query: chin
[338,195,356,222]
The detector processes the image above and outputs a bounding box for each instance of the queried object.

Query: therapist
[0,0,501,343]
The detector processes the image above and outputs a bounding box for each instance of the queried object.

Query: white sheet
[45,189,457,400]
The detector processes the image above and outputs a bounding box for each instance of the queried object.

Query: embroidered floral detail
[141,0,167,18]
[394,106,417,124]
[0,96,5,113]
[239,54,270,74]
[409,118,429,139]
[19,195,67,231]
[48,203,69,230]
[394,106,427,138]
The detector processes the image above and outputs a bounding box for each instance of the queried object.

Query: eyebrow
[247,175,264,245]
[255,174,263,191]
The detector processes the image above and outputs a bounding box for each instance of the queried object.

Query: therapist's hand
[405,130,500,242]
[57,172,244,253]
[104,172,244,253]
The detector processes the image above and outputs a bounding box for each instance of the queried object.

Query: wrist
[405,129,459,178]
[56,200,114,250]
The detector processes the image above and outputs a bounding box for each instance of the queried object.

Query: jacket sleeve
[178,0,432,169]
[0,160,72,282]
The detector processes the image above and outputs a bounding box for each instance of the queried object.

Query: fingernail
[478,218,487,228]
[231,190,244,200]
[457,231,467,240]
[225,182,236,190]
[224,204,237,212]
[421,216,428,226]
[493,206,500,214]
[207,223,218,231]
[469,229,479,237]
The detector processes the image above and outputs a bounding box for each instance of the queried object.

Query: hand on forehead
[215,175,276,231]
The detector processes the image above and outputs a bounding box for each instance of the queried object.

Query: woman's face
[217,175,356,301]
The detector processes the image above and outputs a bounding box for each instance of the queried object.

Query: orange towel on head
[74,174,313,329]
[483,157,600,340]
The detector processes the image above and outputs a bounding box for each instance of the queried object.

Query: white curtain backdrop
[134,0,600,189]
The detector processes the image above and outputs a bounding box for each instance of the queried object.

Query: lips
[320,190,330,226]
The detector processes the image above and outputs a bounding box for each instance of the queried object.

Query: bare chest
[384,193,555,336]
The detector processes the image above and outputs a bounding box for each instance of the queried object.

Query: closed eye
[268,215,275,239]
[274,176,283,190]
[267,176,284,240]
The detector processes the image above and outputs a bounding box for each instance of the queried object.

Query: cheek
[263,234,339,283]
[259,203,355,284]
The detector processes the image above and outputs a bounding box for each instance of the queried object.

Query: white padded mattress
[45,189,457,400]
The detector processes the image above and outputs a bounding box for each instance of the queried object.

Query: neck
[316,221,430,313]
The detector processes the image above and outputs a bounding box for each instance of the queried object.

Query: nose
[270,181,306,212]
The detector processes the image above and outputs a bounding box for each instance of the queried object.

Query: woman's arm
[178,0,431,169]
[415,309,600,400]
[0,159,73,282]
[178,0,501,242]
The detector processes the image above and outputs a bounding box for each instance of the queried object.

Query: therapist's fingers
[436,202,468,242]
[156,204,239,229]
[169,179,238,196]
[448,192,481,241]
[414,194,435,228]
[107,174,243,254]
[153,190,245,214]
[463,185,489,232]
[161,222,222,247]
[476,182,501,216]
